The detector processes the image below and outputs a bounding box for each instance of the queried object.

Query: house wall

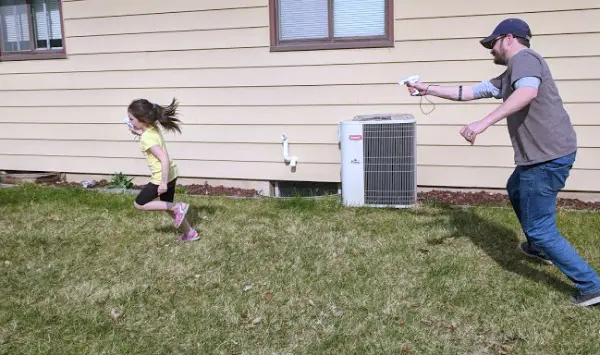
[0,0,599,191]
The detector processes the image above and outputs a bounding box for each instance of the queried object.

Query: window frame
[0,0,67,61]
[269,0,394,52]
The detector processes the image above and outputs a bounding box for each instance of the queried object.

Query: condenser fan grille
[362,123,416,206]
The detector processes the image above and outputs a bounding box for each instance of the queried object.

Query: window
[0,0,65,61]
[273,181,340,197]
[269,0,393,52]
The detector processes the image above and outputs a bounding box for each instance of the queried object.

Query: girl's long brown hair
[128,97,182,133]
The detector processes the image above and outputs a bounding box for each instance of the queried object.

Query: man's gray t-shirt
[489,48,577,166]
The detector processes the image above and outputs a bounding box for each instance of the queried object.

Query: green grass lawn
[1,185,600,354]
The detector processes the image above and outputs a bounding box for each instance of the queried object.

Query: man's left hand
[460,120,489,145]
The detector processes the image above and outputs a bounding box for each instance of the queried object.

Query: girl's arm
[149,145,170,186]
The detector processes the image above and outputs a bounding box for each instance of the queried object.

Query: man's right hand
[406,82,429,96]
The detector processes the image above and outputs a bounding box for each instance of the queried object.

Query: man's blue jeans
[507,151,600,295]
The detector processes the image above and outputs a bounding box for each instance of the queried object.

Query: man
[406,18,600,307]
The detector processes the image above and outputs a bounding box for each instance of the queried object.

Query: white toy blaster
[123,117,134,130]
[398,75,421,96]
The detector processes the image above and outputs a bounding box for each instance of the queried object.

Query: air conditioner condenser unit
[339,114,417,208]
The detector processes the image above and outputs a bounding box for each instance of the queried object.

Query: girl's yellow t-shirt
[139,127,178,185]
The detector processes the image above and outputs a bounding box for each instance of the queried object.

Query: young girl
[127,97,198,241]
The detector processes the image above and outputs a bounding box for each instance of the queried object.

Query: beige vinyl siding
[0,0,599,191]
[2,141,600,170]
[2,37,600,74]
[3,57,600,90]
[1,81,598,106]
[1,104,598,125]
[3,124,600,149]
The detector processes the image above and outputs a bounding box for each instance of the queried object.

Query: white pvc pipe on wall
[281,133,298,167]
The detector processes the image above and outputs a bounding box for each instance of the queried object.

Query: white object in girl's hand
[123,117,134,129]
[398,75,421,96]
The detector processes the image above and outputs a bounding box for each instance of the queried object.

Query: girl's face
[128,111,146,130]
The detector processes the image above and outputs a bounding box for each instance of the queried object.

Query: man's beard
[492,50,507,65]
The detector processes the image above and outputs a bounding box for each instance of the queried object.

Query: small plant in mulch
[108,172,134,189]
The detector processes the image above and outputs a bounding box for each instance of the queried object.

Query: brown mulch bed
[418,190,510,207]
[418,189,600,211]
[34,179,600,211]
[181,183,260,197]
[46,179,261,198]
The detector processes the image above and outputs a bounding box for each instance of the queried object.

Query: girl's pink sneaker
[178,229,199,241]
[173,202,189,228]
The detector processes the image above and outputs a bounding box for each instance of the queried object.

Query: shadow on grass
[417,204,574,296]
[154,204,220,233]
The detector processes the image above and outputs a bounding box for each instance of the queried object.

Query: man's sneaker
[519,242,553,265]
[178,229,199,242]
[569,289,600,307]
[173,202,189,228]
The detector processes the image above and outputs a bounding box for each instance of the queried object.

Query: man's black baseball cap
[480,18,532,49]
